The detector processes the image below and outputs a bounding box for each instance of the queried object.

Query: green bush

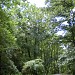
[22,59,45,75]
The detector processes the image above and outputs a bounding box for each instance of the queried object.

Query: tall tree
[45,0,75,74]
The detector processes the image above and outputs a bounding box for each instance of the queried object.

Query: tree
[45,0,75,74]
[1,0,75,74]
[0,0,22,75]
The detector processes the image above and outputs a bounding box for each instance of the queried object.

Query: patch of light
[56,30,67,36]
[72,7,75,13]
[60,44,67,50]
[61,21,69,26]
[51,16,66,22]
[55,16,66,22]
[27,0,46,7]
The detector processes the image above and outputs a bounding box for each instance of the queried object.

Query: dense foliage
[0,0,75,75]
[22,59,44,75]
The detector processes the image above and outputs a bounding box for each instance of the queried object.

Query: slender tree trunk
[25,38,31,59]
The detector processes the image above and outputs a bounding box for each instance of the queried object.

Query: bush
[22,59,45,75]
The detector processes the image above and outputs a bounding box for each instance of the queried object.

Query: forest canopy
[0,0,75,75]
